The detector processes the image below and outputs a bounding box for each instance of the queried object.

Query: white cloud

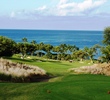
[56,0,107,16]
[9,0,108,19]
[10,11,16,18]
[36,5,47,11]
[32,0,107,16]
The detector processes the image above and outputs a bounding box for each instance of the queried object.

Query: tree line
[0,27,110,63]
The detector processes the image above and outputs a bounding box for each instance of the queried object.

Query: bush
[0,36,16,56]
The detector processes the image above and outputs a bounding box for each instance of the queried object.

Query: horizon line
[0,28,103,32]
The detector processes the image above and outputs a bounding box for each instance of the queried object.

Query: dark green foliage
[100,45,110,63]
[65,54,71,60]
[103,27,110,45]
[72,50,86,61]
[0,36,16,56]
[44,44,53,52]
[22,37,28,43]
[52,44,79,60]
[83,46,97,63]
[38,42,45,51]
[17,43,29,57]
[52,55,57,60]
[17,42,37,57]
[101,27,110,62]
[1,30,110,62]
[45,52,52,59]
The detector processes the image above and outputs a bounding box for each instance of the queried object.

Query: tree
[72,50,86,61]
[52,44,79,60]
[0,36,16,56]
[44,44,53,59]
[31,40,37,45]
[44,44,53,53]
[103,27,110,45]
[67,45,79,53]
[65,54,71,60]
[45,52,52,59]
[29,40,37,56]
[38,42,45,51]
[100,45,110,63]
[52,46,60,60]
[28,44,36,56]
[22,37,28,43]
[83,46,97,63]
[59,44,68,60]
[17,43,29,58]
[59,44,67,53]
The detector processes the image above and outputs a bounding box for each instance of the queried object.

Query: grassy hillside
[0,56,110,100]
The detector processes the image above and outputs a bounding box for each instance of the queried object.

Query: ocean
[0,29,103,49]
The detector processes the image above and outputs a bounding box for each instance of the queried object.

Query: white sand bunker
[70,63,110,76]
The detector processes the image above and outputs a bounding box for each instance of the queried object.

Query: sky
[0,0,110,30]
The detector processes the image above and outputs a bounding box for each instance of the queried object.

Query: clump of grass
[0,58,49,82]
[70,63,110,76]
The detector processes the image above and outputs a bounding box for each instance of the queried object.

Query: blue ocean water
[0,29,103,48]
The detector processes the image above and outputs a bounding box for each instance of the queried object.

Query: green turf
[5,55,91,76]
[1,56,110,100]
[0,74,110,100]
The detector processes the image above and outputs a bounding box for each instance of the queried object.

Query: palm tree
[38,42,45,50]
[67,44,79,54]
[72,50,86,61]
[28,44,37,56]
[31,40,37,45]
[44,44,53,53]
[22,38,28,43]
[59,44,67,53]
[29,40,37,56]
[83,46,97,63]
[44,44,53,59]
[52,46,60,60]
[100,45,110,63]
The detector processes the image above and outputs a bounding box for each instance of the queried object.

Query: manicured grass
[5,55,91,76]
[1,55,110,100]
[0,74,110,100]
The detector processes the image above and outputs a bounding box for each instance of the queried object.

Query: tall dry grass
[0,58,49,82]
[70,63,110,76]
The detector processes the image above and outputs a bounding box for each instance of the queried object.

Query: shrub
[0,36,16,56]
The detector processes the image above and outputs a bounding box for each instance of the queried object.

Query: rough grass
[70,63,110,76]
[0,58,49,82]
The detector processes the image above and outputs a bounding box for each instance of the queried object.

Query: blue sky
[0,0,110,30]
